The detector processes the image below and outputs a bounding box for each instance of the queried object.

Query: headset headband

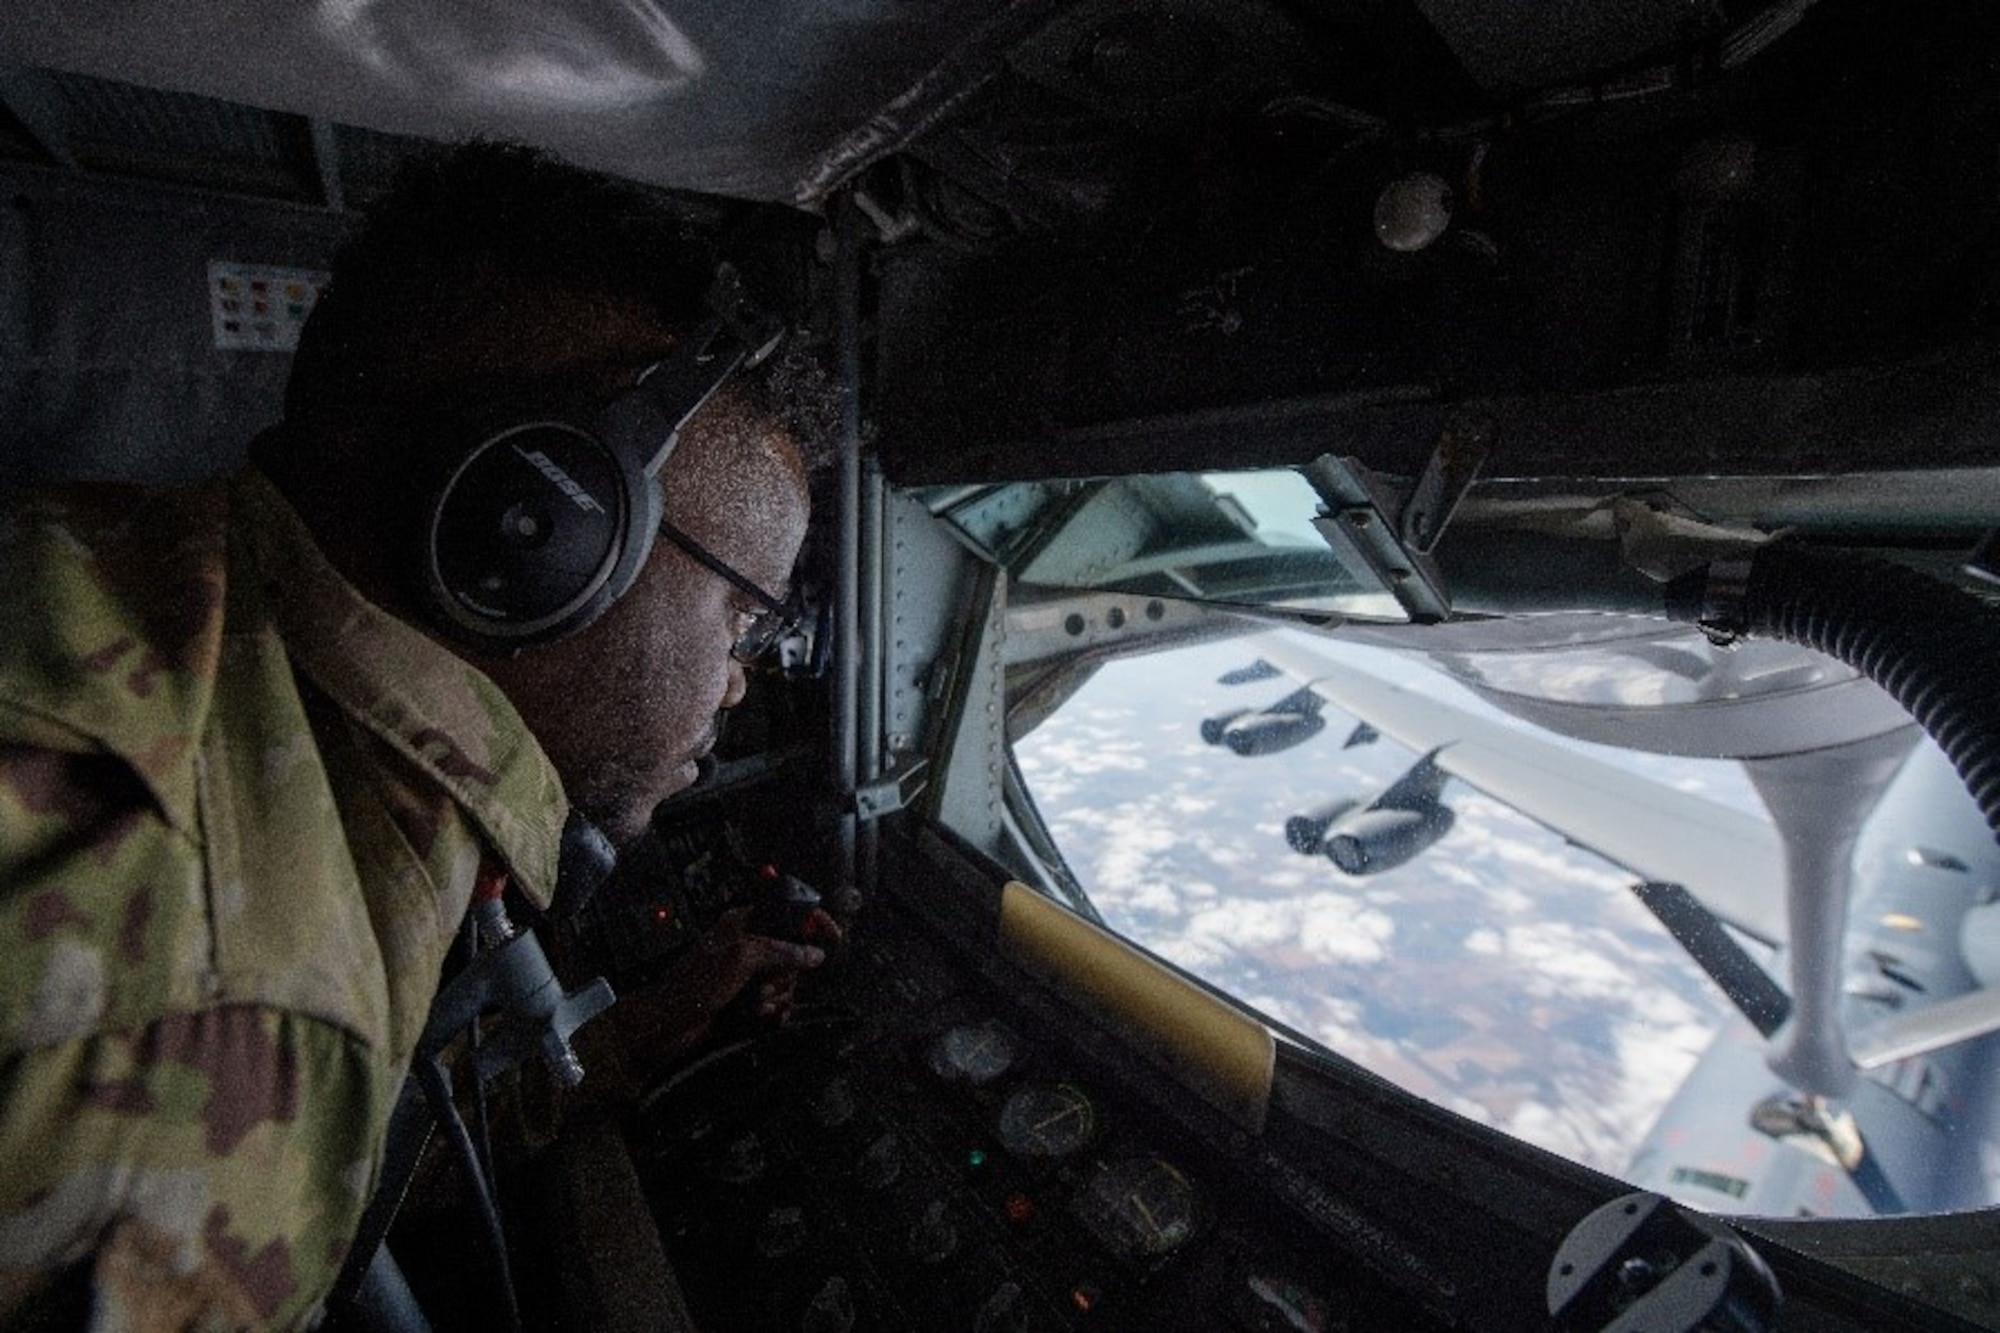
[592,263,788,476]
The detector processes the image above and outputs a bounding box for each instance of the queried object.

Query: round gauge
[700,1129,768,1185]
[997,1082,1097,1159]
[1071,1156,1198,1259]
[928,1021,1022,1086]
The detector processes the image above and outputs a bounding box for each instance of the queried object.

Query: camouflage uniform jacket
[0,469,569,1328]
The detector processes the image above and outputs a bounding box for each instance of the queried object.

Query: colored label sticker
[209,260,328,352]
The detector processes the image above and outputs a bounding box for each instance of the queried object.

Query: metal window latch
[1402,409,1492,554]
[1964,528,1999,588]
[855,759,931,820]
[1301,410,1493,625]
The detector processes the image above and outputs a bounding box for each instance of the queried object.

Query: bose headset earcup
[420,416,661,651]
[416,269,780,653]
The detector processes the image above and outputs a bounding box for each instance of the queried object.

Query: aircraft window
[1194,469,1325,548]
[1008,628,2000,1220]
[918,470,1409,621]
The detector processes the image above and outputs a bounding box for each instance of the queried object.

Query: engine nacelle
[1285,798,1361,855]
[1217,660,1281,686]
[1323,803,1456,875]
[1221,710,1327,756]
[1200,708,1254,745]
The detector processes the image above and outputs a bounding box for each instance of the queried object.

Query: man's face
[454,290,813,847]
[496,385,811,846]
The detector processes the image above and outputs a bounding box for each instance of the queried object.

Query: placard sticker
[209,261,329,352]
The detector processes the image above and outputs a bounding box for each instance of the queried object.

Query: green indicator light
[968,1149,987,1168]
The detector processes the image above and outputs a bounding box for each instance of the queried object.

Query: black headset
[418,268,783,653]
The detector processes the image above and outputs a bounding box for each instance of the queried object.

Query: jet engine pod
[1220,710,1328,756]
[1324,803,1456,875]
[1285,798,1362,854]
[1200,708,1254,745]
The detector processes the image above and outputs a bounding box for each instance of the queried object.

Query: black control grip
[746,865,828,943]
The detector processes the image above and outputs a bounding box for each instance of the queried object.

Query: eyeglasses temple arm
[656,517,789,615]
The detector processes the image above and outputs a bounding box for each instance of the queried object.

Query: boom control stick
[748,862,841,946]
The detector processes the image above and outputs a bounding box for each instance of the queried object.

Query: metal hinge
[855,759,931,820]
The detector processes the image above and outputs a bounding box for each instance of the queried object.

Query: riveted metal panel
[926,563,1009,858]
[887,487,1008,855]
[0,164,348,483]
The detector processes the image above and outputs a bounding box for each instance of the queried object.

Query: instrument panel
[583,796,1380,1331]
[613,902,1352,1330]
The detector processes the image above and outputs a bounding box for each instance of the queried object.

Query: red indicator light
[1070,1284,1099,1313]
[1004,1193,1034,1224]
[760,863,780,879]
[653,905,674,925]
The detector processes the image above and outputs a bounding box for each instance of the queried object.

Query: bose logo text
[515,446,607,515]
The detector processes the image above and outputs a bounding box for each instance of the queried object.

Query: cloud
[1297,896,1397,963]
[1117,879,1188,919]
[1015,715,1152,786]
[1186,898,1300,952]
[1012,634,1745,1181]
[1500,922,1642,1001]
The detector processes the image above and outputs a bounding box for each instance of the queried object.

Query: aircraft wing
[1246,632,1788,945]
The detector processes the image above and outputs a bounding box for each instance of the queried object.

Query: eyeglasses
[656,517,802,663]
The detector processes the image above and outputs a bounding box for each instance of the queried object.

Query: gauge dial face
[997,1082,1097,1159]
[928,1021,1022,1085]
[1071,1156,1198,1259]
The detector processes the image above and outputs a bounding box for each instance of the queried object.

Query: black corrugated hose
[1665,545,2000,848]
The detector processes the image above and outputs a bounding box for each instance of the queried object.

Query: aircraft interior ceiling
[7,2,2000,1330]
[3,0,1996,630]
[4,0,2000,502]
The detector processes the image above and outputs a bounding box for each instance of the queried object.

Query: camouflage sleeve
[0,1008,378,1329]
[0,742,379,1328]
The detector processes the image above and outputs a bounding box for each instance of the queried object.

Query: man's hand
[607,906,838,1068]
